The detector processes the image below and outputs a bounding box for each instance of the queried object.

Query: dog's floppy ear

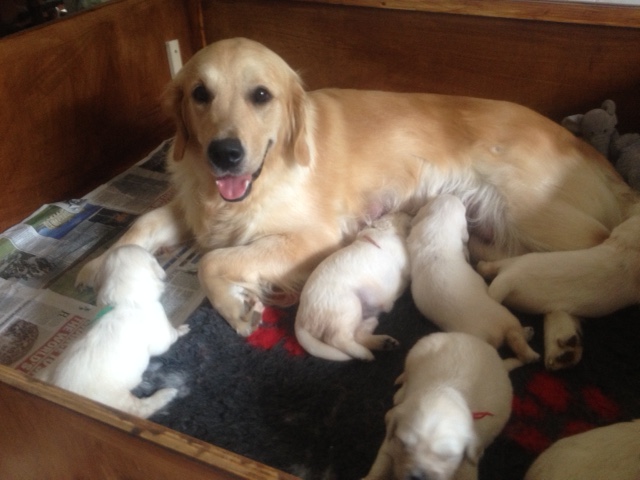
[162,80,190,162]
[149,255,167,282]
[464,433,483,465]
[286,76,314,167]
[384,407,399,442]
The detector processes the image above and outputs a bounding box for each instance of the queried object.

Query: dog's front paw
[231,299,264,336]
[204,277,264,336]
[544,311,583,370]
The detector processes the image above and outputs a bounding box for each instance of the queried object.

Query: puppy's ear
[384,408,399,442]
[149,256,167,281]
[286,76,313,167]
[464,433,483,465]
[162,81,190,162]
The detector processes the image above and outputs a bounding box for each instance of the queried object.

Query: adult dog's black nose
[406,472,428,480]
[208,138,244,171]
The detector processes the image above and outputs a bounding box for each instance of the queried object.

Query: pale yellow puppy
[364,332,516,480]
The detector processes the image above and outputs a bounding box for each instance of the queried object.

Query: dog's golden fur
[78,37,640,339]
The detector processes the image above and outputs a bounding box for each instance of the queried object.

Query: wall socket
[165,39,182,78]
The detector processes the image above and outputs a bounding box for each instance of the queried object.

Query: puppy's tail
[295,327,367,361]
[120,387,178,418]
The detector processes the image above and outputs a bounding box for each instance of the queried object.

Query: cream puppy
[477,214,640,317]
[295,212,412,361]
[524,420,640,480]
[407,194,539,364]
[364,332,516,480]
[38,245,189,418]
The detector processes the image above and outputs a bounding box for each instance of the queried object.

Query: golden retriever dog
[364,332,516,480]
[40,245,189,418]
[76,37,640,365]
[524,420,640,480]
[295,212,411,361]
[408,194,539,364]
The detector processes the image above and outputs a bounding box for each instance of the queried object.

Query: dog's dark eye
[250,86,272,105]
[192,85,211,104]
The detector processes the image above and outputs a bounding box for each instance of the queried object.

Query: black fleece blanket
[136,291,640,480]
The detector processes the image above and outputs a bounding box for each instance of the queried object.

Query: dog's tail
[120,387,178,418]
[295,327,374,361]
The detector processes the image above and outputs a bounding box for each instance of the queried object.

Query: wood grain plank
[0,0,198,231]
[202,0,640,128]
[0,366,297,480]
[295,0,640,28]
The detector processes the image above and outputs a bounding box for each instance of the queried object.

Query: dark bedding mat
[136,290,640,480]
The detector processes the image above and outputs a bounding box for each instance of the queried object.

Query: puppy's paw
[361,333,400,353]
[523,325,535,342]
[75,255,103,290]
[475,260,499,280]
[176,324,190,337]
[544,312,583,370]
[151,387,179,407]
[381,336,400,351]
[546,334,583,370]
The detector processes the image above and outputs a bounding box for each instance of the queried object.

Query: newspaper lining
[0,140,205,375]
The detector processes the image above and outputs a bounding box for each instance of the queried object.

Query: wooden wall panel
[0,0,202,231]
[202,0,640,128]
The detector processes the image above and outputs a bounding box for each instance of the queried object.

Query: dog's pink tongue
[216,174,251,201]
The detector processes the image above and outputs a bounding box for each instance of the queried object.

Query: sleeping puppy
[477,214,640,317]
[295,212,411,361]
[524,420,640,480]
[77,37,640,369]
[364,332,516,480]
[38,245,189,418]
[407,194,539,364]
[477,214,640,369]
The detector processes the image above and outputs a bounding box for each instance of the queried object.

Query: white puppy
[38,245,189,418]
[295,212,412,361]
[524,420,640,480]
[364,332,516,480]
[477,214,640,317]
[407,194,539,364]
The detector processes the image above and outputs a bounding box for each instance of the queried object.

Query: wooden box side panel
[202,0,640,127]
[0,0,201,232]
[0,366,295,480]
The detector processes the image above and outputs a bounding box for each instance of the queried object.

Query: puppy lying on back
[295,212,412,361]
[38,245,189,418]
[477,214,640,317]
[407,194,539,364]
[364,332,516,480]
[524,420,640,480]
